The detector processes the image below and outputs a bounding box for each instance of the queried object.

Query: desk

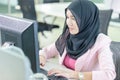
[36,2,106,18]
[41,57,67,71]
[36,2,70,18]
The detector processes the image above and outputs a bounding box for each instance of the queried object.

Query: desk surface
[36,2,106,18]
[36,2,70,18]
[41,57,67,71]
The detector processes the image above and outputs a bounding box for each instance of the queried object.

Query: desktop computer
[0,14,40,73]
[0,14,67,80]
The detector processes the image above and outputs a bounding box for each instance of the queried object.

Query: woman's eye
[66,16,69,19]
[66,16,75,21]
[71,17,75,20]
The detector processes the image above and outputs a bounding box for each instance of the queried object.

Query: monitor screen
[0,14,40,73]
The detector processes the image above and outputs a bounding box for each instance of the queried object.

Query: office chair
[0,46,33,80]
[110,41,120,80]
[99,9,113,35]
[17,0,59,35]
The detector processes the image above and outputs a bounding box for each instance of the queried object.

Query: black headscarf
[55,0,100,59]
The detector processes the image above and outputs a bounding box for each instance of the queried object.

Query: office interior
[0,0,120,79]
[0,0,120,48]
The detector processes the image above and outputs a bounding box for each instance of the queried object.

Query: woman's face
[66,9,79,35]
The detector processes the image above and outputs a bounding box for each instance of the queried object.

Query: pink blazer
[39,33,116,80]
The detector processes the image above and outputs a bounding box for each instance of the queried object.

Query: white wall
[103,0,112,9]
[0,0,18,6]
[104,0,120,13]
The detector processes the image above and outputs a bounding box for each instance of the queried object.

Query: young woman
[39,0,116,80]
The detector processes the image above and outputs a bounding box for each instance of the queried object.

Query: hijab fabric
[55,0,100,59]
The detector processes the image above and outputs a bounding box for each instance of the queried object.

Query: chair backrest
[110,41,120,80]
[18,0,37,20]
[99,9,113,35]
[0,46,33,80]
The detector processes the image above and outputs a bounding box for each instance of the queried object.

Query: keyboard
[40,68,68,80]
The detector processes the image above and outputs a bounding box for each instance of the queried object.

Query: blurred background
[0,0,120,48]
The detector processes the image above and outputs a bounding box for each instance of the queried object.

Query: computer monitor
[0,14,40,73]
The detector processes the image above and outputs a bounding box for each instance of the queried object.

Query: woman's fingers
[39,55,46,67]
[48,68,72,79]
[48,68,61,75]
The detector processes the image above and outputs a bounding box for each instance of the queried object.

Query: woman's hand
[39,55,46,67]
[48,68,79,79]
